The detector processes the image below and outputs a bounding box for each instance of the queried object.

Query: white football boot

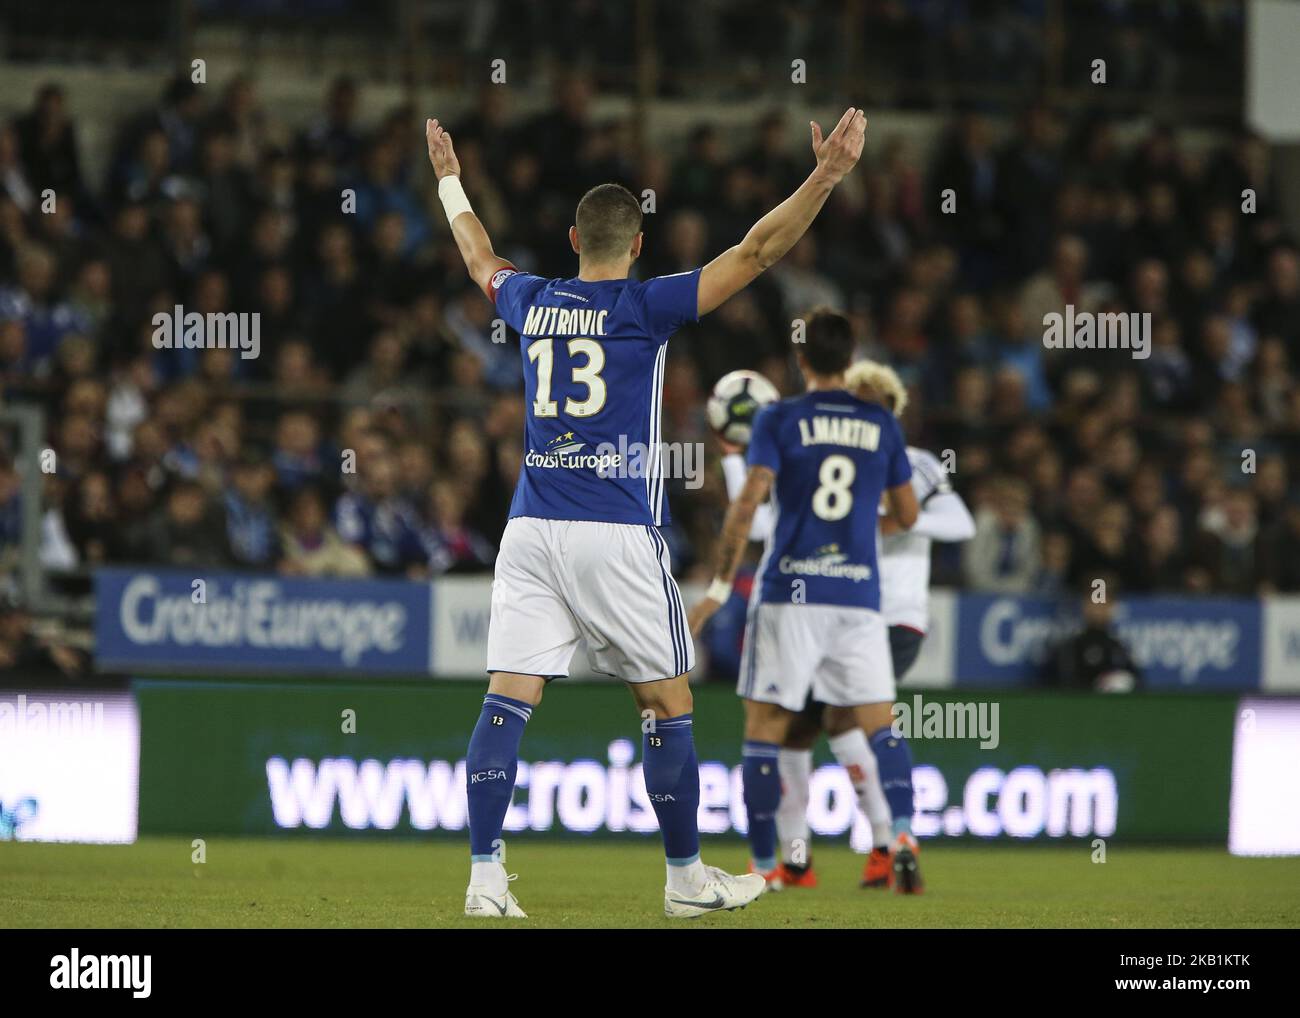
[663,865,766,919]
[464,871,527,918]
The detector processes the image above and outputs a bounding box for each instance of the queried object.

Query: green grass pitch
[4,838,1299,929]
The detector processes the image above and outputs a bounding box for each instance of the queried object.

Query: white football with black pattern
[706,369,780,446]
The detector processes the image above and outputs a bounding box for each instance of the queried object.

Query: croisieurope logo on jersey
[525,430,624,472]
[523,432,706,489]
[778,542,873,582]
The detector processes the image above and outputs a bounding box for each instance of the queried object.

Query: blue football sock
[742,739,782,871]
[641,713,701,865]
[466,693,532,860]
[867,725,915,837]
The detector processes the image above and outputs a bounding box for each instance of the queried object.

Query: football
[706,369,780,446]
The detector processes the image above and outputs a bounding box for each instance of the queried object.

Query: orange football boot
[776,862,818,888]
[860,847,892,889]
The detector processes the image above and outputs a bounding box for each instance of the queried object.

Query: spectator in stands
[340,329,416,408]
[298,75,362,169]
[422,479,495,575]
[670,124,727,210]
[64,470,120,566]
[1043,579,1143,692]
[0,593,87,679]
[111,75,205,188]
[525,72,594,194]
[131,479,231,568]
[1256,245,1300,350]
[964,476,1042,593]
[223,451,280,569]
[1129,504,1192,592]
[334,442,426,576]
[990,300,1053,411]
[1032,530,1072,597]
[771,235,844,320]
[271,410,326,492]
[0,244,88,375]
[11,83,85,206]
[1193,485,1264,595]
[395,440,435,507]
[279,485,370,578]
[347,139,430,257]
[1019,233,1105,333]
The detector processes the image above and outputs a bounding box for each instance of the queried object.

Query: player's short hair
[845,359,909,417]
[575,183,642,262]
[801,307,855,376]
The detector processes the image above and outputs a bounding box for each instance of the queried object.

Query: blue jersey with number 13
[491,267,700,527]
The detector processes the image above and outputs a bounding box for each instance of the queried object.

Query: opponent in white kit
[424,107,869,918]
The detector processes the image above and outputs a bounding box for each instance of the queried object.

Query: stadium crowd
[1,62,1299,609]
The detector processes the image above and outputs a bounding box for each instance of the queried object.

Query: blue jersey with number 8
[747,390,912,610]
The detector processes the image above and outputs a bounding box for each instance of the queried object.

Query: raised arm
[426,118,513,299]
[696,107,867,317]
[688,464,775,635]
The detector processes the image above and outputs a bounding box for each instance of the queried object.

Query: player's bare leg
[463,671,546,918]
[627,672,693,718]
[631,675,765,917]
[774,709,821,887]
[487,671,546,705]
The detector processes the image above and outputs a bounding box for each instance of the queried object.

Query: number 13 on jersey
[527,337,607,418]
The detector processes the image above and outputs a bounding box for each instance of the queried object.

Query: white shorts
[736,601,895,711]
[486,516,694,682]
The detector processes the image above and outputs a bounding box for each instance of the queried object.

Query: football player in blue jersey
[717,359,975,891]
[425,107,868,918]
[688,309,927,894]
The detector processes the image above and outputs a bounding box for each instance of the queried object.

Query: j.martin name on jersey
[798,415,882,450]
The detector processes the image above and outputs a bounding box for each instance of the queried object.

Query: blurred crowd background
[2,0,1299,673]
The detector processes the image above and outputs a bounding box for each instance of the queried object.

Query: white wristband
[706,578,732,603]
[438,175,473,222]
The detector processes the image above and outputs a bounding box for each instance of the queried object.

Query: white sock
[470,859,508,894]
[666,857,707,895]
[776,748,813,865]
[828,728,892,849]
